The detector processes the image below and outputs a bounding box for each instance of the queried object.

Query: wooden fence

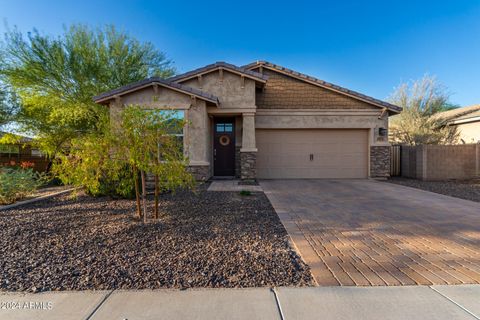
[0,154,50,172]
[390,145,401,177]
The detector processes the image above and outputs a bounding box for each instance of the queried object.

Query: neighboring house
[434,105,480,144]
[94,61,402,180]
[0,131,48,171]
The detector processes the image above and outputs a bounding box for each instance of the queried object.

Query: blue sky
[1,0,479,106]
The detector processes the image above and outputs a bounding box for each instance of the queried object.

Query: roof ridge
[242,60,402,112]
[168,61,268,83]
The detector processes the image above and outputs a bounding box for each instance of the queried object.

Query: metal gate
[390,145,401,177]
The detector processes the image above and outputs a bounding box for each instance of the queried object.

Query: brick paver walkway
[261,180,480,286]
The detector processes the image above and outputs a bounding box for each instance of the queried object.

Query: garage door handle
[310,154,314,161]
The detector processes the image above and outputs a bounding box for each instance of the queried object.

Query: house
[434,105,480,144]
[0,131,48,171]
[93,61,402,180]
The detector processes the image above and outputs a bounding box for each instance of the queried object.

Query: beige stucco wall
[108,85,211,176]
[455,121,480,144]
[255,110,389,147]
[182,70,257,110]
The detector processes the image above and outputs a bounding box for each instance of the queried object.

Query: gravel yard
[0,185,312,292]
[387,177,480,202]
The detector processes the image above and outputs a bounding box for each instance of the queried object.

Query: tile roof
[93,77,219,104]
[455,108,480,121]
[432,105,480,123]
[242,61,402,113]
[168,61,268,83]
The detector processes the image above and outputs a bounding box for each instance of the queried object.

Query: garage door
[256,129,368,179]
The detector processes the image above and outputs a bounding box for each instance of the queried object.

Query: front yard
[0,185,312,292]
[387,177,480,202]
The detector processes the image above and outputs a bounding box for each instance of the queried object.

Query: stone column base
[187,165,210,181]
[370,146,390,179]
[240,151,257,180]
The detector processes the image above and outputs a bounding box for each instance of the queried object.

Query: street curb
[0,188,76,211]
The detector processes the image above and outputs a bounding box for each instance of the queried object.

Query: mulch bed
[387,177,480,202]
[0,185,312,292]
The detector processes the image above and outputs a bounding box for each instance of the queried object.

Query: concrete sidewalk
[1,285,479,320]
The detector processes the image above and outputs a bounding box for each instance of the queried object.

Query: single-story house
[93,61,402,180]
[434,105,480,144]
[0,131,48,171]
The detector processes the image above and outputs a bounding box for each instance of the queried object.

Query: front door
[214,118,235,176]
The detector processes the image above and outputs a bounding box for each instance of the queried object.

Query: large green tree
[389,75,459,145]
[0,24,175,155]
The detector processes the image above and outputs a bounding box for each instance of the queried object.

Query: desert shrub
[240,190,252,196]
[0,167,48,204]
[92,165,137,199]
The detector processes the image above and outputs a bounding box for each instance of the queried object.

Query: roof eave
[93,80,219,106]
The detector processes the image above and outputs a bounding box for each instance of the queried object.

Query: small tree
[55,105,194,222]
[118,106,194,221]
[389,75,459,145]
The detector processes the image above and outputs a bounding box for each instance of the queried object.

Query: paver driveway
[261,180,480,286]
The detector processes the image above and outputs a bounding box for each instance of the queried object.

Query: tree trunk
[154,174,159,219]
[140,170,147,223]
[133,165,141,218]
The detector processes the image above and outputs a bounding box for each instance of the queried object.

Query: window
[148,109,185,157]
[0,144,19,155]
[216,123,233,133]
[216,124,225,132]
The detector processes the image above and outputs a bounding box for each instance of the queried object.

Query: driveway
[261,180,480,286]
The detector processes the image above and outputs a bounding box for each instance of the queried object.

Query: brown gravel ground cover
[387,177,480,202]
[0,184,312,292]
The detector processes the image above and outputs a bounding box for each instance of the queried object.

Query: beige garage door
[256,129,368,179]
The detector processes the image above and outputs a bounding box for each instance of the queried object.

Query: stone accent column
[240,152,256,180]
[187,164,210,181]
[240,113,257,180]
[370,145,390,179]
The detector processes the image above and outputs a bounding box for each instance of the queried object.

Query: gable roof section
[243,61,402,113]
[168,61,268,83]
[93,77,219,105]
[432,105,480,124]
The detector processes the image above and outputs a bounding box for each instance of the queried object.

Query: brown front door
[214,118,235,176]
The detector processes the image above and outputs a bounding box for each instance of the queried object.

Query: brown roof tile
[433,105,480,123]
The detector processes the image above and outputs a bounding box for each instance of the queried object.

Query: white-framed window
[165,110,185,155]
[145,109,185,158]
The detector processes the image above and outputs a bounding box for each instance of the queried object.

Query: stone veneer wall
[370,146,390,178]
[240,152,256,180]
[187,165,210,181]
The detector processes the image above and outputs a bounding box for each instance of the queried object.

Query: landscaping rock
[387,178,480,202]
[0,185,312,292]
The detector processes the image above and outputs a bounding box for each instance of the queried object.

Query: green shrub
[240,190,252,196]
[91,165,136,199]
[0,168,48,205]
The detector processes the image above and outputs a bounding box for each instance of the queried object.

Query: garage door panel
[256,129,368,179]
